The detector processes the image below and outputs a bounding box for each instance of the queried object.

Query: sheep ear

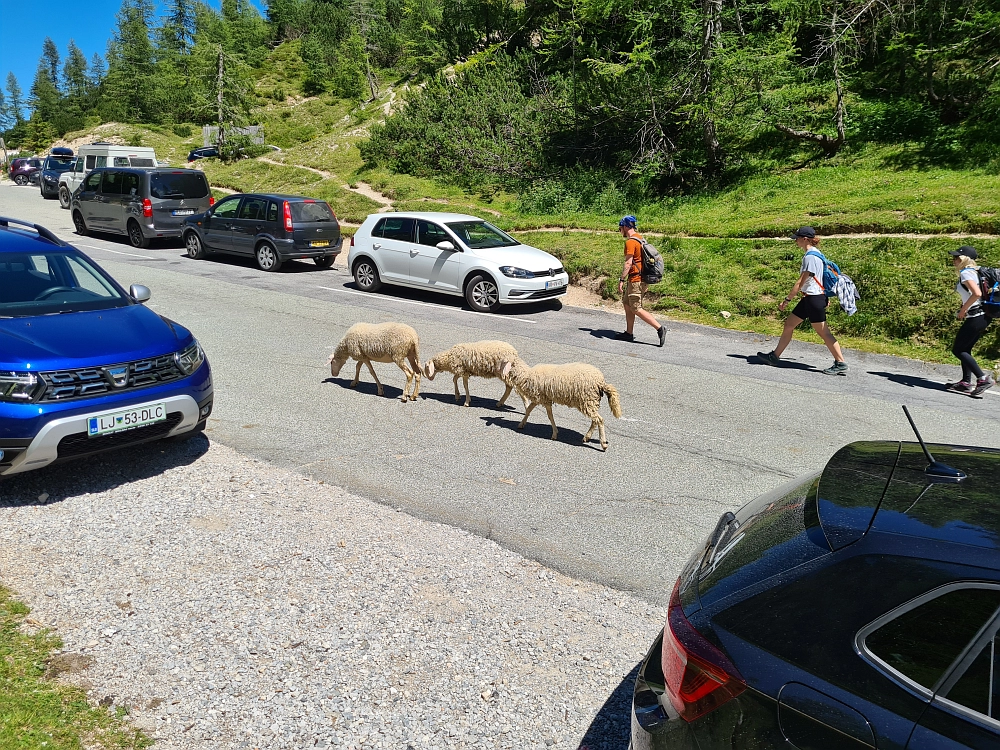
[501,361,512,379]
[427,361,435,377]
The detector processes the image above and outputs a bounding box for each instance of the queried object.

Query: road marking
[79,243,154,259]
[316,286,538,325]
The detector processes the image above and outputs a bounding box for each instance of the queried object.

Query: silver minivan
[71,168,213,248]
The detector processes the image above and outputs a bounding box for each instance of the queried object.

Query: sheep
[328,322,422,401]
[423,340,525,408]
[498,359,622,450]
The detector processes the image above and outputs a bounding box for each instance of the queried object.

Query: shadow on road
[868,371,948,391]
[337,281,561,318]
[578,662,640,750]
[580,328,659,346]
[727,353,818,372]
[322,376,404,400]
[480,414,605,451]
[0,433,209,508]
[419,391,516,410]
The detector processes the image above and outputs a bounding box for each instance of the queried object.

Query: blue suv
[0,217,213,476]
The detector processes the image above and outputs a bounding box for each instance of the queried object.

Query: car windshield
[290,201,336,223]
[0,250,129,318]
[150,172,209,199]
[130,157,156,167]
[44,157,75,172]
[446,221,519,249]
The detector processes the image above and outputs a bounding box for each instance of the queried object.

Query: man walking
[757,227,849,375]
[615,216,666,347]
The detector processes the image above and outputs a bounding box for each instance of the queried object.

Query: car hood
[468,244,564,272]
[0,305,192,371]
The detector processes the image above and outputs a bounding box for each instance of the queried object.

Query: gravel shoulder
[0,438,664,749]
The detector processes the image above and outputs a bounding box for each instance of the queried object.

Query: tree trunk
[700,0,723,174]
[216,46,225,155]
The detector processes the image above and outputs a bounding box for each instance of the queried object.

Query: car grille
[530,267,565,278]
[38,355,183,402]
[528,287,568,299]
[56,412,184,459]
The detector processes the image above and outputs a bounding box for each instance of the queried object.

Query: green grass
[0,586,150,749]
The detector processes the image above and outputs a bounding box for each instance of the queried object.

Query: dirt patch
[46,652,94,678]
[563,276,624,314]
[345,182,393,211]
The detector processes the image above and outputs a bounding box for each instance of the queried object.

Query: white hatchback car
[347,212,569,313]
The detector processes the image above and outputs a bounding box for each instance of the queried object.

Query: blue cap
[619,215,637,228]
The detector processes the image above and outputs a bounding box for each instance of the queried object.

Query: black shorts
[791,294,828,323]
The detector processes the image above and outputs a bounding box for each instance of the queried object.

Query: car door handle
[373,243,381,249]
[410,249,419,256]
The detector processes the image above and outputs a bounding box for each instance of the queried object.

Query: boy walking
[615,216,667,347]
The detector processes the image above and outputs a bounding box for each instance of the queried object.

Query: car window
[65,256,119,298]
[238,197,268,221]
[150,172,209,199]
[83,172,102,191]
[100,171,124,195]
[113,157,130,167]
[0,251,127,317]
[417,220,450,247]
[129,157,155,167]
[74,158,84,173]
[374,217,414,242]
[28,255,51,277]
[44,157,75,172]
[213,197,241,219]
[267,201,278,222]
[122,172,140,197]
[289,201,336,223]
[85,155,96,169]
[445,221,519,248]
[943,637,995,717]
[95,156,107,168]
[28,159,41,168]
[864,587,1000,691]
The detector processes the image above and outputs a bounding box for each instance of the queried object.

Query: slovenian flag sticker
[88,418,98,435]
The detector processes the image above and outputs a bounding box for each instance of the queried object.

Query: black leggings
[952,314,990,381]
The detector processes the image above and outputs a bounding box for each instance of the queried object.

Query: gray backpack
[639,239,664,284]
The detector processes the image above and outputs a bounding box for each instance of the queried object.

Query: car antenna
[902,405,966,482]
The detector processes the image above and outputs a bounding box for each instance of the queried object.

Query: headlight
[174,341,205,375]
[0,371,40,402]
[500,266,532,278]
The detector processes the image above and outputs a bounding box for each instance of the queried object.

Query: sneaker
[756,351,781,367]
[971,377,994,398]
[946,380,975,393]
[657,325,666,348]
[823,360,849,376]
[613,331,635,342]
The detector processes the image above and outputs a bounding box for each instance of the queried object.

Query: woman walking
[757,227,848,375]
[947,246,993,397]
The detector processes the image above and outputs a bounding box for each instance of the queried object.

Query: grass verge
[0,585,149,749]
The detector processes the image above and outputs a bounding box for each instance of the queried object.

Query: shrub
[172,124,193,138]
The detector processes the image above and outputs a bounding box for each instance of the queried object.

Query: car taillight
[350,235,355,247]
[661,579,745,722]
[283,201,293,231]
[142,198,152,218]
[209,196,215,206]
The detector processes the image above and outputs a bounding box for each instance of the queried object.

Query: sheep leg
[518,402,536,429]
[365,360,384,396]
[597,416,608,451]
[497,382,513,408]
[452,375,461,402]
[462,374,471,407]
[407,351,421,400]
[544,404,558,441]
[351,360,363,388]
[397,362,413,402]
[582,405,600,442]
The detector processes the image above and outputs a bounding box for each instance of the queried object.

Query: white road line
[317,286,538,325]
[79,243,154,259]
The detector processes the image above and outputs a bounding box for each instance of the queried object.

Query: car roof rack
[0,217,68,246]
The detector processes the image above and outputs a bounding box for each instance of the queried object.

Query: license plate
[87,402,167,437]
[310,240,330,248]
[172,209,195,216]
[545,279,567,290]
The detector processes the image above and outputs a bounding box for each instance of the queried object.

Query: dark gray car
[70,168,213,248]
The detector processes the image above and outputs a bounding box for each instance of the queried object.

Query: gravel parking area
[0,437,665,749]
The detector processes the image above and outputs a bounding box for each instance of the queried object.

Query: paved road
[2,183,998,605]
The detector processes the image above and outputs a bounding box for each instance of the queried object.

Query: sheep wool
[423,340,524,408]
[499,360,622,450]
[328,322,422,402]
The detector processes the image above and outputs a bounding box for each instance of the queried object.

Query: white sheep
[498,360,622,450]
[328,322,422,401]
[423,340,524,408]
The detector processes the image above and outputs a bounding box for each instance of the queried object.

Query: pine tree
[164,0,196,54]
[41,38,61,88]
[4,73,23,125]
[89,53,107,87]
[103,0,158,122]
[63,41,90,99]
[0,88,10,131]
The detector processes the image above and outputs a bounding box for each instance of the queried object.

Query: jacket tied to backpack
[804,249,860,316]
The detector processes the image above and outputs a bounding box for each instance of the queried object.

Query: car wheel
[58,185,71,209]
[255,242,282,272]
[14,175,27,186]
[72,211,88,236]
[353,258,382,292]
[314,255,336,269]
[127,220,150,249]
[185,231,208,260]
[465,273,502,313]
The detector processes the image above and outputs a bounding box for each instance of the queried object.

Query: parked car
[71,167,214,248]
[10,157,42,186]
[0,216,212,476]
[39,147,75,199]
[58,143,158,208]
[187,146,218,162]
[347,212,569,313]
[182,193,342,272]
[631,434,1000,749]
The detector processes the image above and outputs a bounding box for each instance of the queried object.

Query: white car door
[371,217,415,282]
[410,219,461,292]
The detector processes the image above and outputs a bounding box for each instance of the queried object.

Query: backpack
[804,250,841,297]
[977,267,1000,319]
[805,249,860,316]
[638,239,664,284]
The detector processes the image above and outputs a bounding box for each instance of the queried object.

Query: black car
[187,146,218,162]
[182,193,342,272]
[38,147,75,199]
[632,431,1000,749]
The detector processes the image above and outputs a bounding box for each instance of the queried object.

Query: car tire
[314,255,336,269]
[14,175,27,186]
[72,211,89,236]
[353,258,382,292]
[127,220,150,249]
[255,242,282,272]
[185,231,208,260]
[465,273,502,313]
[58,185,71,209]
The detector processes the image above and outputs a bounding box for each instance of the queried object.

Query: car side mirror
[130,284,151,303]
[436,240,456,252]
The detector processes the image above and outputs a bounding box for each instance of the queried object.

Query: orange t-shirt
[625,235,643,281]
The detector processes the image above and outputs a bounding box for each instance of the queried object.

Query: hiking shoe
[971,377,994,398]
[657,326,667,348]
[756,351,781,367]
[614,331,635,342]
[946,380,975,393]
[823,360,849,376]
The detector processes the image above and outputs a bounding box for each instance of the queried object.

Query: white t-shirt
[800,249,825,296]
[957,268,984,317]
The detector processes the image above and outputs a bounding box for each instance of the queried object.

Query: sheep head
[424,359,437,379]
[329,352,347,377]
[499,360,514,381]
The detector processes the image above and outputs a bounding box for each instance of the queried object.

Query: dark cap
[791,226,816,239]
[950,245,978,260]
